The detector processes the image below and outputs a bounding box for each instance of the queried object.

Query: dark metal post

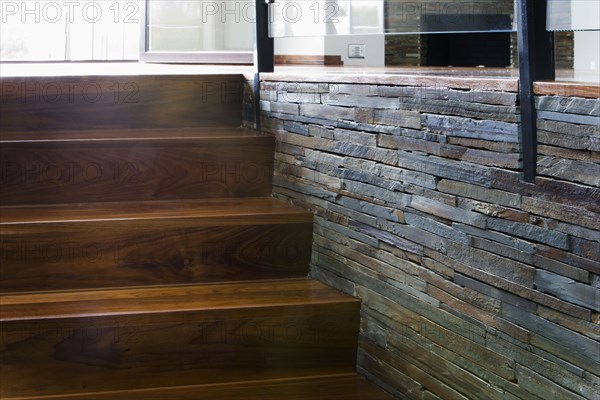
[517,0,555,183]
[254,0,274,130]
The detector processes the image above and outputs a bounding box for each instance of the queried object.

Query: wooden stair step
[0,127,274,205]
[0,74,244,131]
[0,279,361,398]
[0,198,313,293]
[3,374,393,400]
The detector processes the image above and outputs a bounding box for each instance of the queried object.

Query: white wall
[274,37,325,55]
[324,34,384,66]
[574,31,600,83]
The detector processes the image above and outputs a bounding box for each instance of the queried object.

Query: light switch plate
[348,44,366,59]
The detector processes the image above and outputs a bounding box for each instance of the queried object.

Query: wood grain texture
[0,128,274,205]
[275,55,344,66]
[0,198,313,292]
[534,81,600,99]
[0,280,360,398]
[260,70,519,92]
[3,374,393,400]
[0,75,244,131]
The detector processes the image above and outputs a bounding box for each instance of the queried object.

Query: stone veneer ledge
[244,72,600,400]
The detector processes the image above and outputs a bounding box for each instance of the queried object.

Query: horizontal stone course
[254,81,600,400]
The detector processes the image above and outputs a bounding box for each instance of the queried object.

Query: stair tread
[6,374,393,400]
[0,126,269,142]
[0,197,311,225]
[0,279,358,321]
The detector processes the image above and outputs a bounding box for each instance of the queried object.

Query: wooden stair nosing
[0,126,272,143]
[0,279,356,321]
[1,374,394,400]
[0,198,312,225]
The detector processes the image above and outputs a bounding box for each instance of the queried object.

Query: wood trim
[275,55,344,66]
[534,81,600,99]
[260,72,518,92]
[140,52,253,64]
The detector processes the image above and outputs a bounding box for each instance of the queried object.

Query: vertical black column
[254,0,275,130]
[517,0,555,183]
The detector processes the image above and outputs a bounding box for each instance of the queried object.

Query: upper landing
[0,62,597,98]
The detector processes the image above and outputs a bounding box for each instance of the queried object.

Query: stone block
[502,303,600,370]
[471,237,534,265]
[538,144,591,161]
[410,196,487,228]
[537,245,600,275]
[532,255,590,282]
[537,156,600,187]
[534,270,600,312]
[537,305,600,341]
[417,317,516,381]
[379,219,447,254]
[305,149,344,167]
[426,249,591,321]
[328,201,378,227]
[300,168,342,189]
[455,274,536,313]
[333,128,377,146]
[444,241,535,287]
[373,109,422,129]
[324,93,400,109]
[378,134,441,155]
[333,84,379,96]
[353,108,375,124]
[333,142,398,165]
[343,156,382,174]
[422,114,519,143]
[308,125,334,139]
[515,365,587,400]
[487,217,570,250]
[275,142,304,157]
[438,179,521,208]
[265,100,300,115]
[273,174,338,201]
[336,120,405,135]
[449,89,518,106]
[538,110,600,126]
[447,136,520,153]
[300,103,355,121]
[399,98,520,123]
[404,213,471,245]
[315,217,379,248]
[536,96,600,116]
[452,223,536,254]
[283,120,309,136]
[486,333,599,399]
[380,165,438,190]
[522,197,599,231]
[397,151,493,188]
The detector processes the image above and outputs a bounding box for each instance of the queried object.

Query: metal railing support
[517,0,555,183]
[254,0,275,130]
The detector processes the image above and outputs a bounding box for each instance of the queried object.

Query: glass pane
[147,0,253,52]
[547,0,600,31]
[0,0,141,61]
[269,0,516,38]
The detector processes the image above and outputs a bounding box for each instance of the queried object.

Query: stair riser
[1,303,359,397]
[1,139,274,205]
[1,219,312,292]
[0,75,244,131]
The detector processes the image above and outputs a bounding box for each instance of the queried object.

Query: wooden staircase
[0,74,392,399]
